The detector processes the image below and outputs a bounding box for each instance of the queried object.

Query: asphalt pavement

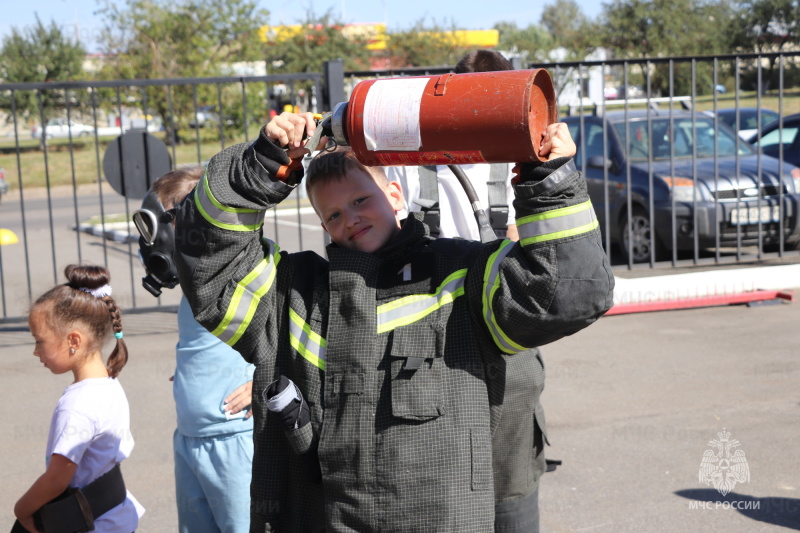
[1,265,799,532]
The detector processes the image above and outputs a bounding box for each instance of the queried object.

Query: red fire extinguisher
[328,69,557,166]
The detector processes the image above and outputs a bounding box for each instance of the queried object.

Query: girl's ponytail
[102,296,128,378]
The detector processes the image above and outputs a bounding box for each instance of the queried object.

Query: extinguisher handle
[274,112,332,182]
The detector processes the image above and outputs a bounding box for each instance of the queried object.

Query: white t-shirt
[47,377,144,532]
[388,163,516,241]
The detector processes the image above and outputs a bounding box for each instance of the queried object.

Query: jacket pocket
[471,427,492,491]
[389,324,444,421]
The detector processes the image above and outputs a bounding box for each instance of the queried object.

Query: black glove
[265,376,310,430]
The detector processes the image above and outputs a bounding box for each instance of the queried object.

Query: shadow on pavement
[675,489,800,530]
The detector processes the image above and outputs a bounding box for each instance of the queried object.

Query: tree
[495,21,554,64]
[0,14,86,124]
[732,0,800,90]
[96,0,270,141]
[600,0,738,95]
[263,11,371,73]
[385,19,474,68]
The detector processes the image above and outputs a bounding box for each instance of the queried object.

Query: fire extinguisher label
[374,151,488,166]
[363,78,428,152]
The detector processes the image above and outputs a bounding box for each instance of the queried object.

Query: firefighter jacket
[174,131,615,533]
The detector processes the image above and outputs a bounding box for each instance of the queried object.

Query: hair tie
[79,284,113,298]
[114,331,124,340]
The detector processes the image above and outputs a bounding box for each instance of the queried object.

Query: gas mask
[133,189,179,297]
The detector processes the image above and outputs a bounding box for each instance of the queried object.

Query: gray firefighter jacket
[174,130,615,533]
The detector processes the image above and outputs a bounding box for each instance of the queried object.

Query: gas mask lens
[133,209,158,246]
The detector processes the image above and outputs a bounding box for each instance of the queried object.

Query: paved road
[1,295,799,532]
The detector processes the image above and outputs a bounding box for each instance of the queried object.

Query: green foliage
[264,12,371,73]
[495,21,554,63]
[734,0,800,53]
[95,0,269,142]
[0,15,86,122]
[600,0,740,96]
[384,19,473,68]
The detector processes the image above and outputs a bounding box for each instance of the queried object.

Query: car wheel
[78,131,90,137]
[619,206,666,263]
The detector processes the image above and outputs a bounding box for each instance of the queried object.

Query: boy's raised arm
[173,113,317,359]
[472,123,615,352]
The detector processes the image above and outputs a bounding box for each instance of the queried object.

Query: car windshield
[613,117,755,161]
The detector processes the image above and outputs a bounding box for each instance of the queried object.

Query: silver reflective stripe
[289,309,327,370]
[212,240,280,346]
[517,200,598,246]
[376,269,467,334]
[482,239,526,354]
[195,173,265,231]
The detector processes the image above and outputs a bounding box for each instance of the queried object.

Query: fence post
[322,59,346,111]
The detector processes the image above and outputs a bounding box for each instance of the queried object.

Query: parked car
[746,112,800,167]
[31,118,94,140]
[565,110,800,263]
[189,106,234,128]
[703,107,780,140]
[603,85,645,100]
[0,167,8,202]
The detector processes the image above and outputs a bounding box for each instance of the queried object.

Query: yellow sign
[259,24,498,51]
[0,229,18,246]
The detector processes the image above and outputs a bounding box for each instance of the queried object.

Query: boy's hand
[265,112,319,160]
[538,122,576,160]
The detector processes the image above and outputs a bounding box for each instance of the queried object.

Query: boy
[174,112,614,532]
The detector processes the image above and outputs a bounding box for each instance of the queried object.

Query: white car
[31,118,94,140]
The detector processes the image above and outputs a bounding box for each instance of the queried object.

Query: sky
[1,0,604,54]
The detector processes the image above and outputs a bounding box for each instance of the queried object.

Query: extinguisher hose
[447,165,498,244]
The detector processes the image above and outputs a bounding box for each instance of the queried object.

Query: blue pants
[174,430,253,533]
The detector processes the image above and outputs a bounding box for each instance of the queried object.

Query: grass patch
[0,132,249,192]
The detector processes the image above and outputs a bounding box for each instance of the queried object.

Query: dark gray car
[565,110,800,263]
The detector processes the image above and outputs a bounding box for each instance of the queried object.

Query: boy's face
[311,169,404,253]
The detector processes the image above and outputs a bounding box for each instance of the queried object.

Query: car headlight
[662,177,696,202]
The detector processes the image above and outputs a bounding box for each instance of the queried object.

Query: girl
[14,265,144,533]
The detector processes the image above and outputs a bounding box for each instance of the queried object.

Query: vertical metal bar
[217,82,225,150]
[193,85,202,164]
[601,63,611,261]
[167,85,178,166]
[713,58,720,263]
[36,90,59,285]
[691,59,698,264]
[669,60,677,265]
[756,59,763,260]
[65,88,83,263]
[118,86,137,308]
[623,62,632,268]
[734,57,742,259]
[90,86,109,268]
[646,62,654,266]
[777,54,785,255]
[9,91,33,308]
[241,80,250,143]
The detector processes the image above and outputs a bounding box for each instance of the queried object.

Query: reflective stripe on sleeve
[212,240,281,346]
[482,239,526,354]
[517,200,599,246]
[195,171,265,231]
[376,269,467,334]
[288,309,327,371]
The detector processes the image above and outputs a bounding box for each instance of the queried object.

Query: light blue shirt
[174,297,255,437]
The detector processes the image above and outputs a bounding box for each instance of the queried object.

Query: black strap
[414,165,441,237]
[35,464,127,533]
[487,163,510,233]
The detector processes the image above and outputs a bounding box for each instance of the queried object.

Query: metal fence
[0,52,798,321]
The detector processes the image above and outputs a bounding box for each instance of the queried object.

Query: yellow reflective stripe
[289,309,327,371]
[195,172,265,231]
[211,241,281,346]
[517,200,598,246]
[376,269,467,334]
[482,239,526,354]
